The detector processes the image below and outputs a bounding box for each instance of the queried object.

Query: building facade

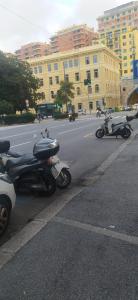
[98,2,138,78]
[50,24,99,54]
[99,26,138,77]
[28,45,120,112]
[15,42,51,60]
[98,1,138,33]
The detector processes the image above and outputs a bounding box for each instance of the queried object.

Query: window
[78,103,82,110]
[48,64,51,72]
[124,70,128,74]
[93,55,98,64]
[54,63,58,71]
[123,42,126,46]
[55,76,59,84]
[89,102,93,110]
[122,28,127,33]
[76,87,81,95]
[39,79,44,86]
[38,65,42,73]
[51,91,54,98]
[85,56,90,64]
[75,72,80,81]
[63,61,68,69]
[122,35,126,39]
[95,84,99,93]
[49,77,53,85]
[94,69,99,78]
[41,92,45,100]
[69,60,73,68]
[74,59,79,67]
[86,70,91,81]
[88,86,92,94]
[65,74,69,82]
[34,67,38,74]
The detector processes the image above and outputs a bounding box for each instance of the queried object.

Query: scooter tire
[95,129,104,139]
[43,173,57,196]
[57,168,72,189]
[121,128,131,139]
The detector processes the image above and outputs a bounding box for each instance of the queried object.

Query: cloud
[0,0,133,52]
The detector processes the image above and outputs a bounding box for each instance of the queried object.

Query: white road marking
[58,124,92,135]
[11,141,32,148]
[84,133,93,138]
[54,216,138,246]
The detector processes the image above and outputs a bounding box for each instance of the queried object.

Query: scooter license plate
[51,166,59,178]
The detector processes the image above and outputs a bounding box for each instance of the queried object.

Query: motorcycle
[68,113,75,122]
[95,116,133,139]
[0,139,58,196]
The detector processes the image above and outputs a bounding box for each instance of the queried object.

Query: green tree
[0,51,40,112]
[55,81,74,111]
[0,100,14,115]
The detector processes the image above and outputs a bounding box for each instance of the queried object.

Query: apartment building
[100,26,138,77]
[98,1,138,33]
[28,45,120,112]
[15,42,51,60]
[98,2,138,78]
[50,24,99,54]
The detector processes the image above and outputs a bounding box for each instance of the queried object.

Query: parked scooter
[0,139,58,196]
[40,129,71,189]
[2,129,72,191]
[95,116,133,139]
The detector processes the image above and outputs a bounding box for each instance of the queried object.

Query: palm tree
[55,81,74,112]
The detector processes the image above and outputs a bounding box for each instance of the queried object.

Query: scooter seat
[112,122,123,127]
[5,154,35,171]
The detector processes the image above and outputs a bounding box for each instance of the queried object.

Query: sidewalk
[0,134,138,299]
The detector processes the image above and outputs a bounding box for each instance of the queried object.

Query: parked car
[0,174,16,236]
[78,109,86,115]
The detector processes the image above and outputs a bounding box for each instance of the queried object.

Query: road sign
[133,60,138,79]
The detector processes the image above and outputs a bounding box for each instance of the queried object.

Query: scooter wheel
[95,129,104,139]
[121,128,131,139]
[57,168,72,189]
[0,197,11,236]
[43,174,56,196]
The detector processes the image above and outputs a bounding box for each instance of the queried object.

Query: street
[0,112,138,299]
[0,112,137,245]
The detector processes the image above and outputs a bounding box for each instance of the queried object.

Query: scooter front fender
[51,162,69,179]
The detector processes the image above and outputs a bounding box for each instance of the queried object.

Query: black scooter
[0,138,59,196]
[95,116,133,139]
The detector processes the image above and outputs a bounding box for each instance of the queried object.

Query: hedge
[53,112,78,119]
[53,112,68,119]
[0,113,36,125]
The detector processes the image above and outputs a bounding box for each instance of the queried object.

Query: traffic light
[84,79,91,85]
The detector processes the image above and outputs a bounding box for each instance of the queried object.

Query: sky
[0,0,132,52]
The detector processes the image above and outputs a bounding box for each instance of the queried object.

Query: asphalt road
[0,112,138,245]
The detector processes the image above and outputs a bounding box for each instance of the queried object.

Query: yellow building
[100,26,138,78]
[28,45,120,112]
